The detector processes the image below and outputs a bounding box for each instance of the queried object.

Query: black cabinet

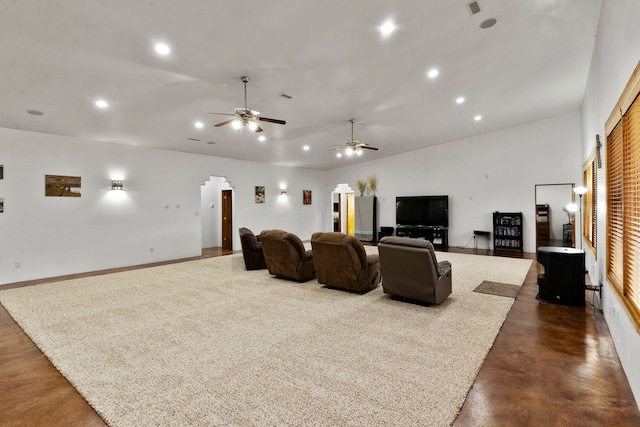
[537,246,585,306]
[395,226,448,248]
[379,226,394,239]
[493,212,523,254]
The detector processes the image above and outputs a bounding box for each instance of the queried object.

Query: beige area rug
[0,251,531,427]
[473,280,522,298]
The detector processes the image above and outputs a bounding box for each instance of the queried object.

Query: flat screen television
[396,195,448,227]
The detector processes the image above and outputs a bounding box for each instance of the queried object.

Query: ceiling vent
[466,1,482,15]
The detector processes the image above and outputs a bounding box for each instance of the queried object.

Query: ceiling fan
[208,76,286,133]
[332,119,379,156]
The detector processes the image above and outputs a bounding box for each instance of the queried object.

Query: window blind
[607,121,624,293]
[583,154,597,253]
[623,93,640,315]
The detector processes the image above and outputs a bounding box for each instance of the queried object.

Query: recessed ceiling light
[95,99,109,108]
[154,43,170,55]
[258,135,266,142]
[480,18,498,29]
[336,153,343,158]
[26,109,44,115]
[379,19,397,37]
[427,69,439,79]
[303,145,310,151]
[194,121,204,129]
[456,97,465,104]
[474,115,482,121]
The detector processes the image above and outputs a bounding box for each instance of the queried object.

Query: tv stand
[395,226,448,248]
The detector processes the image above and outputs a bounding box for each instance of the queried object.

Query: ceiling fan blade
[254,124,263,132]
[214,118,235,127]
[258,117,286,125]
[360,145,379,151]
[208,112,235,116]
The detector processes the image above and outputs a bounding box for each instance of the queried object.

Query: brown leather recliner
[378,236,452,304]
[311,232,381,293]
[259,229,316,282]
[238,227,267,270]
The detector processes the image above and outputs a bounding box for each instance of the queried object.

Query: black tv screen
[396,196,448,227]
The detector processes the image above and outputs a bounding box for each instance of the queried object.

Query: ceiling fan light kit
[333,119,379,157]
[209,76,286,133]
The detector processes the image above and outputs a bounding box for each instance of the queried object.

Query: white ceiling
[0,0,601,171]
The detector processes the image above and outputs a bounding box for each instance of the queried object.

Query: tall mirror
[332,192,341,232]
[534,183,575,249]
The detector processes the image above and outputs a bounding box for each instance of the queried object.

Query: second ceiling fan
[332,119,379,156]
[209,76,286,133]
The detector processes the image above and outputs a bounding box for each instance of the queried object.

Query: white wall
[0,127,327,285]
[326,111,583,253]
[580,0,640,405]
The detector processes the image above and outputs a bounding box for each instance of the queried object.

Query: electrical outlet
[15,261,21,268]
[150,247,154,253]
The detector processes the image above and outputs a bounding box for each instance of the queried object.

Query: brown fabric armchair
[378,236,452,304]
[311,232,381,293]
[259,229,316,282]
[238,227,267,270]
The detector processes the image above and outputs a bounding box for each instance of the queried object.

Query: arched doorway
[201,176,234,250]
[331,184,355,235]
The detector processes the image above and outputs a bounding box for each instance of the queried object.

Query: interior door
[346,193,355,236]
[221,189,232,250]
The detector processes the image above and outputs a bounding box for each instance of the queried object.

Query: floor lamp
[573,186,588,251]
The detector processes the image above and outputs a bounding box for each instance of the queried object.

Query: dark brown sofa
[238,227,267,270]
[311,232,381,293]
[378,236,452,304]
[259,229,316,282]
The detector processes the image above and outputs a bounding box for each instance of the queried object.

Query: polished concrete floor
[454,250,640,426]
[1,247,639,426]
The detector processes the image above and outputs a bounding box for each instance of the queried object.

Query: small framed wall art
[303,190,312,205]
[45,175,82,197]
[255,186,265,204]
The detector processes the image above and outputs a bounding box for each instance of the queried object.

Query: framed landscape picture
[303,190,312,205]
[45,175,81,197]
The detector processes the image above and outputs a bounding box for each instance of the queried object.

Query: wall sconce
[280,189,287,196]
[111,180,124,191]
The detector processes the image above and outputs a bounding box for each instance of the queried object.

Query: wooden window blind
[606,60,640,330]
[623,93,640,318]
[583,151,597,254]
[607,122,624,293]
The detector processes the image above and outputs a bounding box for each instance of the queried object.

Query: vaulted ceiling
[0,0,601,170]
